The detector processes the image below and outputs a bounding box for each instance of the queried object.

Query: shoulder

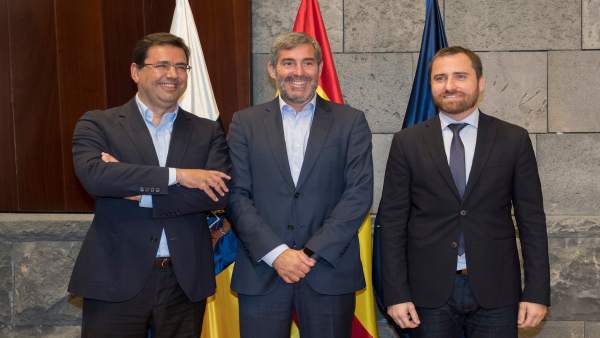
[234,100,277,121]
[79,100,136,126]
[178,109,222,131]
[480,112,529,138]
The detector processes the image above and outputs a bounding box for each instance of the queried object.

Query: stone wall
[0,214,88,337]
[0,1,599,338]
[252,0,600,337]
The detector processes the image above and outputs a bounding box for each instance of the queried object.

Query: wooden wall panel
[55,0,106,211]
[102,0,145,108]
[0,0,18,210]
[9,0,64,210]
[190,0,250,131]
[143,0,174,33]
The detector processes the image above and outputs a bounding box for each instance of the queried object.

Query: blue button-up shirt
[135,95,178,257]
[261,94,317,266]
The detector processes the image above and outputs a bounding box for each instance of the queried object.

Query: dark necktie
[448,123,467,255]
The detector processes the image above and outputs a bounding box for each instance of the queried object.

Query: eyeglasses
[141,62,192,73]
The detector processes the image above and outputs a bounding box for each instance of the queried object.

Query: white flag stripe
[170,0,219,121]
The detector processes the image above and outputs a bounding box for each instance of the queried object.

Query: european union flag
[372,0,448,336]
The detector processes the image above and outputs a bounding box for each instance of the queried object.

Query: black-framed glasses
[141,62,192,73]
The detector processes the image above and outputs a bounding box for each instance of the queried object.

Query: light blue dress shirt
[261,95,317,266]
[439,109,479,271]
[135,95,178,258]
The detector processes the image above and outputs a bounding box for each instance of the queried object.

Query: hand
[272,249,316,284]
[518,302,547,329]
[387,302,420,329]
[101,152,118,163]
[176,168,231,201]
[124,195,141,201]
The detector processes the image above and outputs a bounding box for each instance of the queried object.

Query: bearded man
[378,46,550,338]
[227,32,373,338]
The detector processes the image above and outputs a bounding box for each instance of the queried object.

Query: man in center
[227,32,373,338]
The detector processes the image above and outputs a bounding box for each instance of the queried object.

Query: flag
[170,1,239,337]
[292,1,378,338]
[372,0,447,336]
[170,0,219,121]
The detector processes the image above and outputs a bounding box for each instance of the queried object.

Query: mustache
[284,75,312,83]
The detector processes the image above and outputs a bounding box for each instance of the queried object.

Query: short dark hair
[430,46,483,80]
[132,32,190,66]
[269,32,322,66]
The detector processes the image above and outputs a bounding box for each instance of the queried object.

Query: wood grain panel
[9,0,64,210]
[55,0,106,211]
[143,0,174,34]
[190,0,251,131]
[0,0,18,210]
[102,0,145,108]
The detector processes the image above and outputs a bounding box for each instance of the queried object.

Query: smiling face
[268,43,322,112]
[430,52,485,121]
[130,44,188,116]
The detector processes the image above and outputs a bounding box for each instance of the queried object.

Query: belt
[154,257,172,269]
[456,269,468,275]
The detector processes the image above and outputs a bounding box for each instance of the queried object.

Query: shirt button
[460,210,467,216]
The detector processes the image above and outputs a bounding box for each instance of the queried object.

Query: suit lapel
[296,97,333,189]
[422,116,462,200]
[119,99,160,165]
[263,99,295,189]
[463,112,497,202]
[165,110,192,167]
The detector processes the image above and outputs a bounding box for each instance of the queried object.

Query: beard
[433,88,480,116]
[276,75,318,106]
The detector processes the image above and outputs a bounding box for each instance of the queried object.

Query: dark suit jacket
[227,97,373,296]
[68,98,230,302]
[378,112,550,309]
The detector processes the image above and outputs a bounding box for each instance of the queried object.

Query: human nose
[165,64,179,77]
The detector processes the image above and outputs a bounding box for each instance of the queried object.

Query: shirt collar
[439,108,480,130]
[278,93,317,117]
[135,94,178,126]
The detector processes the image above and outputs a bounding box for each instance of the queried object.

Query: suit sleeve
[304,112,374,268]
[72,111,169,198]
[152,122,231,217]
[512,130,551,306]
[378,132,413,306]
[227,112,285,262]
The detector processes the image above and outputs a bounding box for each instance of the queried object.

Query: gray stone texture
[547,216,600,237]
[0,214,90,241]
[0,326,80,338]
[583,0,600,49]
[548,238,600,321]
[586,322,600,338]
[519,321,585,338]
[336,53,413,133]
[252,0,343,53]
[13,242,81,325]
[537,134,600,216]
[548,51,600,133]
[372,134,393,212]
[252,53,274,105]
[445,0,581,51]
[479,52,547,133]
[0,241,11,325]
[344,0,438,52]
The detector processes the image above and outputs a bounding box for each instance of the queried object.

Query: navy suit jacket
[227,97,373,295]
[68,98,230,302]
[378,112,550,308]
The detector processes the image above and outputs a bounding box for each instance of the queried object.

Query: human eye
[433,75,446,82]
[154,63,169,70]
[175,63,189,71]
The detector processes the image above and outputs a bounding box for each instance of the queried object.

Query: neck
[444,106,477,122]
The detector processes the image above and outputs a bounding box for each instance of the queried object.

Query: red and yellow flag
[290,1,378,337]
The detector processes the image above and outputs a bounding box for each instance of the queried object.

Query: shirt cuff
[139,195,152,208]
[168,168,177,186]
[260,244,289,267]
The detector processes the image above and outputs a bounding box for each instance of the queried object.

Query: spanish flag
[290,1,378,337]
